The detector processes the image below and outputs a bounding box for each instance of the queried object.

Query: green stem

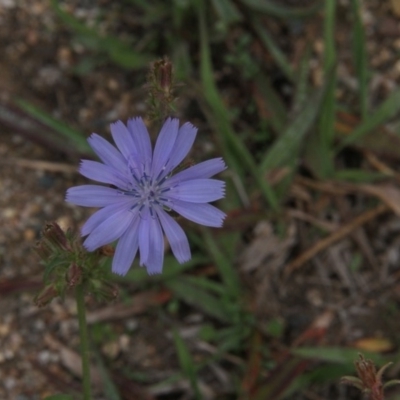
[76,284,92,400]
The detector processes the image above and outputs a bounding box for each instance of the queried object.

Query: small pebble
[3,208,16,219]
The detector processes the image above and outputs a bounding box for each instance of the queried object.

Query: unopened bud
[34,284,58,307]
[99,245,115,257]
[97,281,119,302]
[34,240,52,260]
[341,354,396,399]
[146,57,179,121]
[66,263,83,288]
[154,57,173,93]
[43,222,70,251]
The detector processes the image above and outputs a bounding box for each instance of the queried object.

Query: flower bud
[341,354,399,399]
[95,281,119,302]
[34,240,52,261]
[154,57,173,94]
[99,245,115,257]
[43,222,70,251]
[34,284,58,307]
[66,263,83,288]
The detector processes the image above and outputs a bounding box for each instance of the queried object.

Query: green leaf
[172,329,202,400]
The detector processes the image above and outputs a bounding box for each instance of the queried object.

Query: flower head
[66,117,226,275]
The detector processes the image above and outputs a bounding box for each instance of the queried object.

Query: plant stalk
[76,283,92,400]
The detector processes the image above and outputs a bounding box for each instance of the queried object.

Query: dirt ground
[3,1,400,400]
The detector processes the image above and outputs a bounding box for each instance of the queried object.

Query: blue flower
[66,117,226,275]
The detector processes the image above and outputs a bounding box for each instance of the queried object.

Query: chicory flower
[66,117,226,275]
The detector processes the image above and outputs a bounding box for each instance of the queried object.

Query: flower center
[140,178,159,206]
[123,172,170,214]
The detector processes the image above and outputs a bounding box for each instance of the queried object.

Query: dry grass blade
[284,203,389,276]
[86,289,171,324]
[0,158,78,173]
[44,334,102,385]
[249,311,334,400]
[359,184,400,216]
[287,209,337,232]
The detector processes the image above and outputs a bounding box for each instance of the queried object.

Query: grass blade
[197,0,279,210]
[15,99,91,154]
[51,0,152,69]
[259,85,325,172]
[292,346,390,365]
[338,87,400,149]
[316,0,337,178]
[93,349,121,400]
[0,101,84,156]
[183,275,227,295]
[253,72,287,133]
[211,0,242,23]
[239,0,321,18]
[292,43,312,114]
[115,255,208,285]
[172,329,201,400]
[252,18,294,80]
[166,276,231,322]
[334,169,386,183]
[201,229,241,298]
[351,0,368,119]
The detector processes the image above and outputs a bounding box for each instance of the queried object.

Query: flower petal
[87,133,126,171]
[127,117,152,173]
[83,208,135,251]
[163,122,197,175]
[151,118,179,177]
[66,185,128,207]
[138,207,151,266]
[156,208,191,263]
[165,179,225,203]
[81,200,135,237]
[112,214,140,275]
[110,120,137,161]
[145,215,164,274]
[169,200,226,227]
[79,160,129,188]
[167,158,226,186]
